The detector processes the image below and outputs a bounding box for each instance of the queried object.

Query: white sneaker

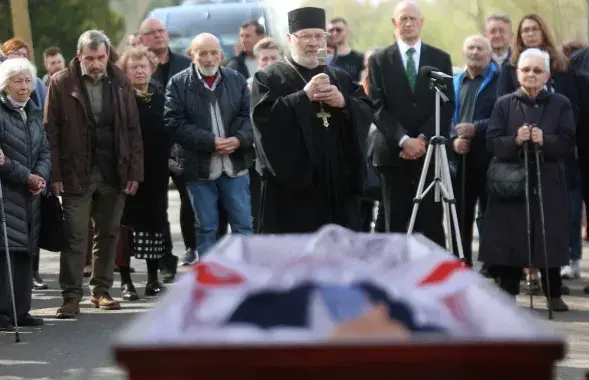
[571,259,581,279]
[561,261,581,279]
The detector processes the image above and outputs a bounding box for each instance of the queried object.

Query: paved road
[1,192,589,379]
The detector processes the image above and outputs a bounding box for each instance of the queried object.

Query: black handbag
[485,157,526,200]
[38,191,64,252]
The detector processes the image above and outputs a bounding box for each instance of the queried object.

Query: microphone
[419,65,453,81]
[317,48,328,67]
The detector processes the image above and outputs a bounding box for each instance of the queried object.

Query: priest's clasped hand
[215,137,241,155]
[304,73,330,101]
[314,85,345,108]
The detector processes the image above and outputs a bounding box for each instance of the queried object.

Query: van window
[169,33,239,58]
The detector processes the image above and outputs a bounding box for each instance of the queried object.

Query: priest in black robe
[251,6,375,234]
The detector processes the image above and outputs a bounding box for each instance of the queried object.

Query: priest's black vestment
[251,58,374,233]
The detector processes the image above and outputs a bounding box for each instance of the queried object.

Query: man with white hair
[45,30,144,318]
[165,33,254,256]
[368,0,453,244]
[450,35,499,266]
[250,6,374,233]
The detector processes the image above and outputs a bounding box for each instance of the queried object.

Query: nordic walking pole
[523,140,534,311]
[0,175,20,342]
[533,142,554,320]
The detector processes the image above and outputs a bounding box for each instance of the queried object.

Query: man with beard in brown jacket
[45,30,144,318]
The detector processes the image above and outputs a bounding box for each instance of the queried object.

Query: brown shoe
[56,297,80,319]
[90,293,121,310]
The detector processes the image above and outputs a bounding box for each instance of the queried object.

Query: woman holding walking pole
[480,48,574,312]
[0,58,51,330]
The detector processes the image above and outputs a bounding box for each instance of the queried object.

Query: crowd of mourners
[1,1,589,332]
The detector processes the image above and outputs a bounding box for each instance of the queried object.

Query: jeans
[569,162,583,261]
[187,174,253,255]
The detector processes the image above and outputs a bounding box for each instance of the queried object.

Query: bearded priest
[251,6,375,234]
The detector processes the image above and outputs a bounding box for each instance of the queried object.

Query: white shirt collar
[397,38,422,57]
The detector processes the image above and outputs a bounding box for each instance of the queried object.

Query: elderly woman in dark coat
[0,58,51,330]
[115,46,171,301]
[480,48,575,311]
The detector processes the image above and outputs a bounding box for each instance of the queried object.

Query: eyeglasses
[328,27,343,33]
[519,67,544,74]
[292,32,328,42]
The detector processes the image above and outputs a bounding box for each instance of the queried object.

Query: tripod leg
[407,144,435,234]
[443,199,453,252]
[523,143,534,310]
[439,147,465,262]
[534,145,553,320]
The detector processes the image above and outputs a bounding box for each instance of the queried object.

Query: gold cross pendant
[317,106,331,128]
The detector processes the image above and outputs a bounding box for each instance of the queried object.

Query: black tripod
[524,140,554,320]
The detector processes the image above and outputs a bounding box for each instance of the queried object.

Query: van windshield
[169,33,239,59]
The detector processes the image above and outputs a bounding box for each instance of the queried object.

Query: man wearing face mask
[165,33,254,257]
[450,35,499,266]
[250,7,374,233]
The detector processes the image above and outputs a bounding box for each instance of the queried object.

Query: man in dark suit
[368,0,454,246]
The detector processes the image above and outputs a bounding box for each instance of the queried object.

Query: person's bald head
[392,1,423,45]
[189,33,223,76]
[139,18,169,54]
[463,35,492,71]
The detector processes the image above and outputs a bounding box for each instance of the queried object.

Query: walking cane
[0,176,21,342]
[533,142,554,320]
[523,141,534,311]
[460,154,466,262]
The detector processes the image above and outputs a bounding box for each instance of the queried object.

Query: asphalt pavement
[0,192,588,379]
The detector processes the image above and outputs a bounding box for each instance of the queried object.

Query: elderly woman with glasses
[0,58,51,330]
[479,48,575,311]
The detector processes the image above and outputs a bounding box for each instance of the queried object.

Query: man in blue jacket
[450,35,499,267]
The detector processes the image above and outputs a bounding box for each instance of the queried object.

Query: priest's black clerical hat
[288,7,326,34]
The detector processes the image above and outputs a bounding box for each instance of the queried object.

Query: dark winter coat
[122,83,170,232]
[479,89,575,268]
[0,93,51,253]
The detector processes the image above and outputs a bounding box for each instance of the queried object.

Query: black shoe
[145,281,166,296]
[121,283,139,301]
[548,297,569,312]
[32,272,48,290]
[159,255,178,283]
[181,249,198,266]
[17,314,44,326]
[0,314,13,331]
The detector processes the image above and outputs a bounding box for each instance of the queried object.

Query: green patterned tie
[406,47,417,92]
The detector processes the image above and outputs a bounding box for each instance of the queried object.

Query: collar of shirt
[492,50,509,64]
[80,63,107,82]
[461,65,490,83]
[195,66,221,90]
[397,38,422,68]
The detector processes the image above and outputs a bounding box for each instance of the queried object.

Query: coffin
[113,226,565,379]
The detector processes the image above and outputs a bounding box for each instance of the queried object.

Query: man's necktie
[406,47,417,92]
